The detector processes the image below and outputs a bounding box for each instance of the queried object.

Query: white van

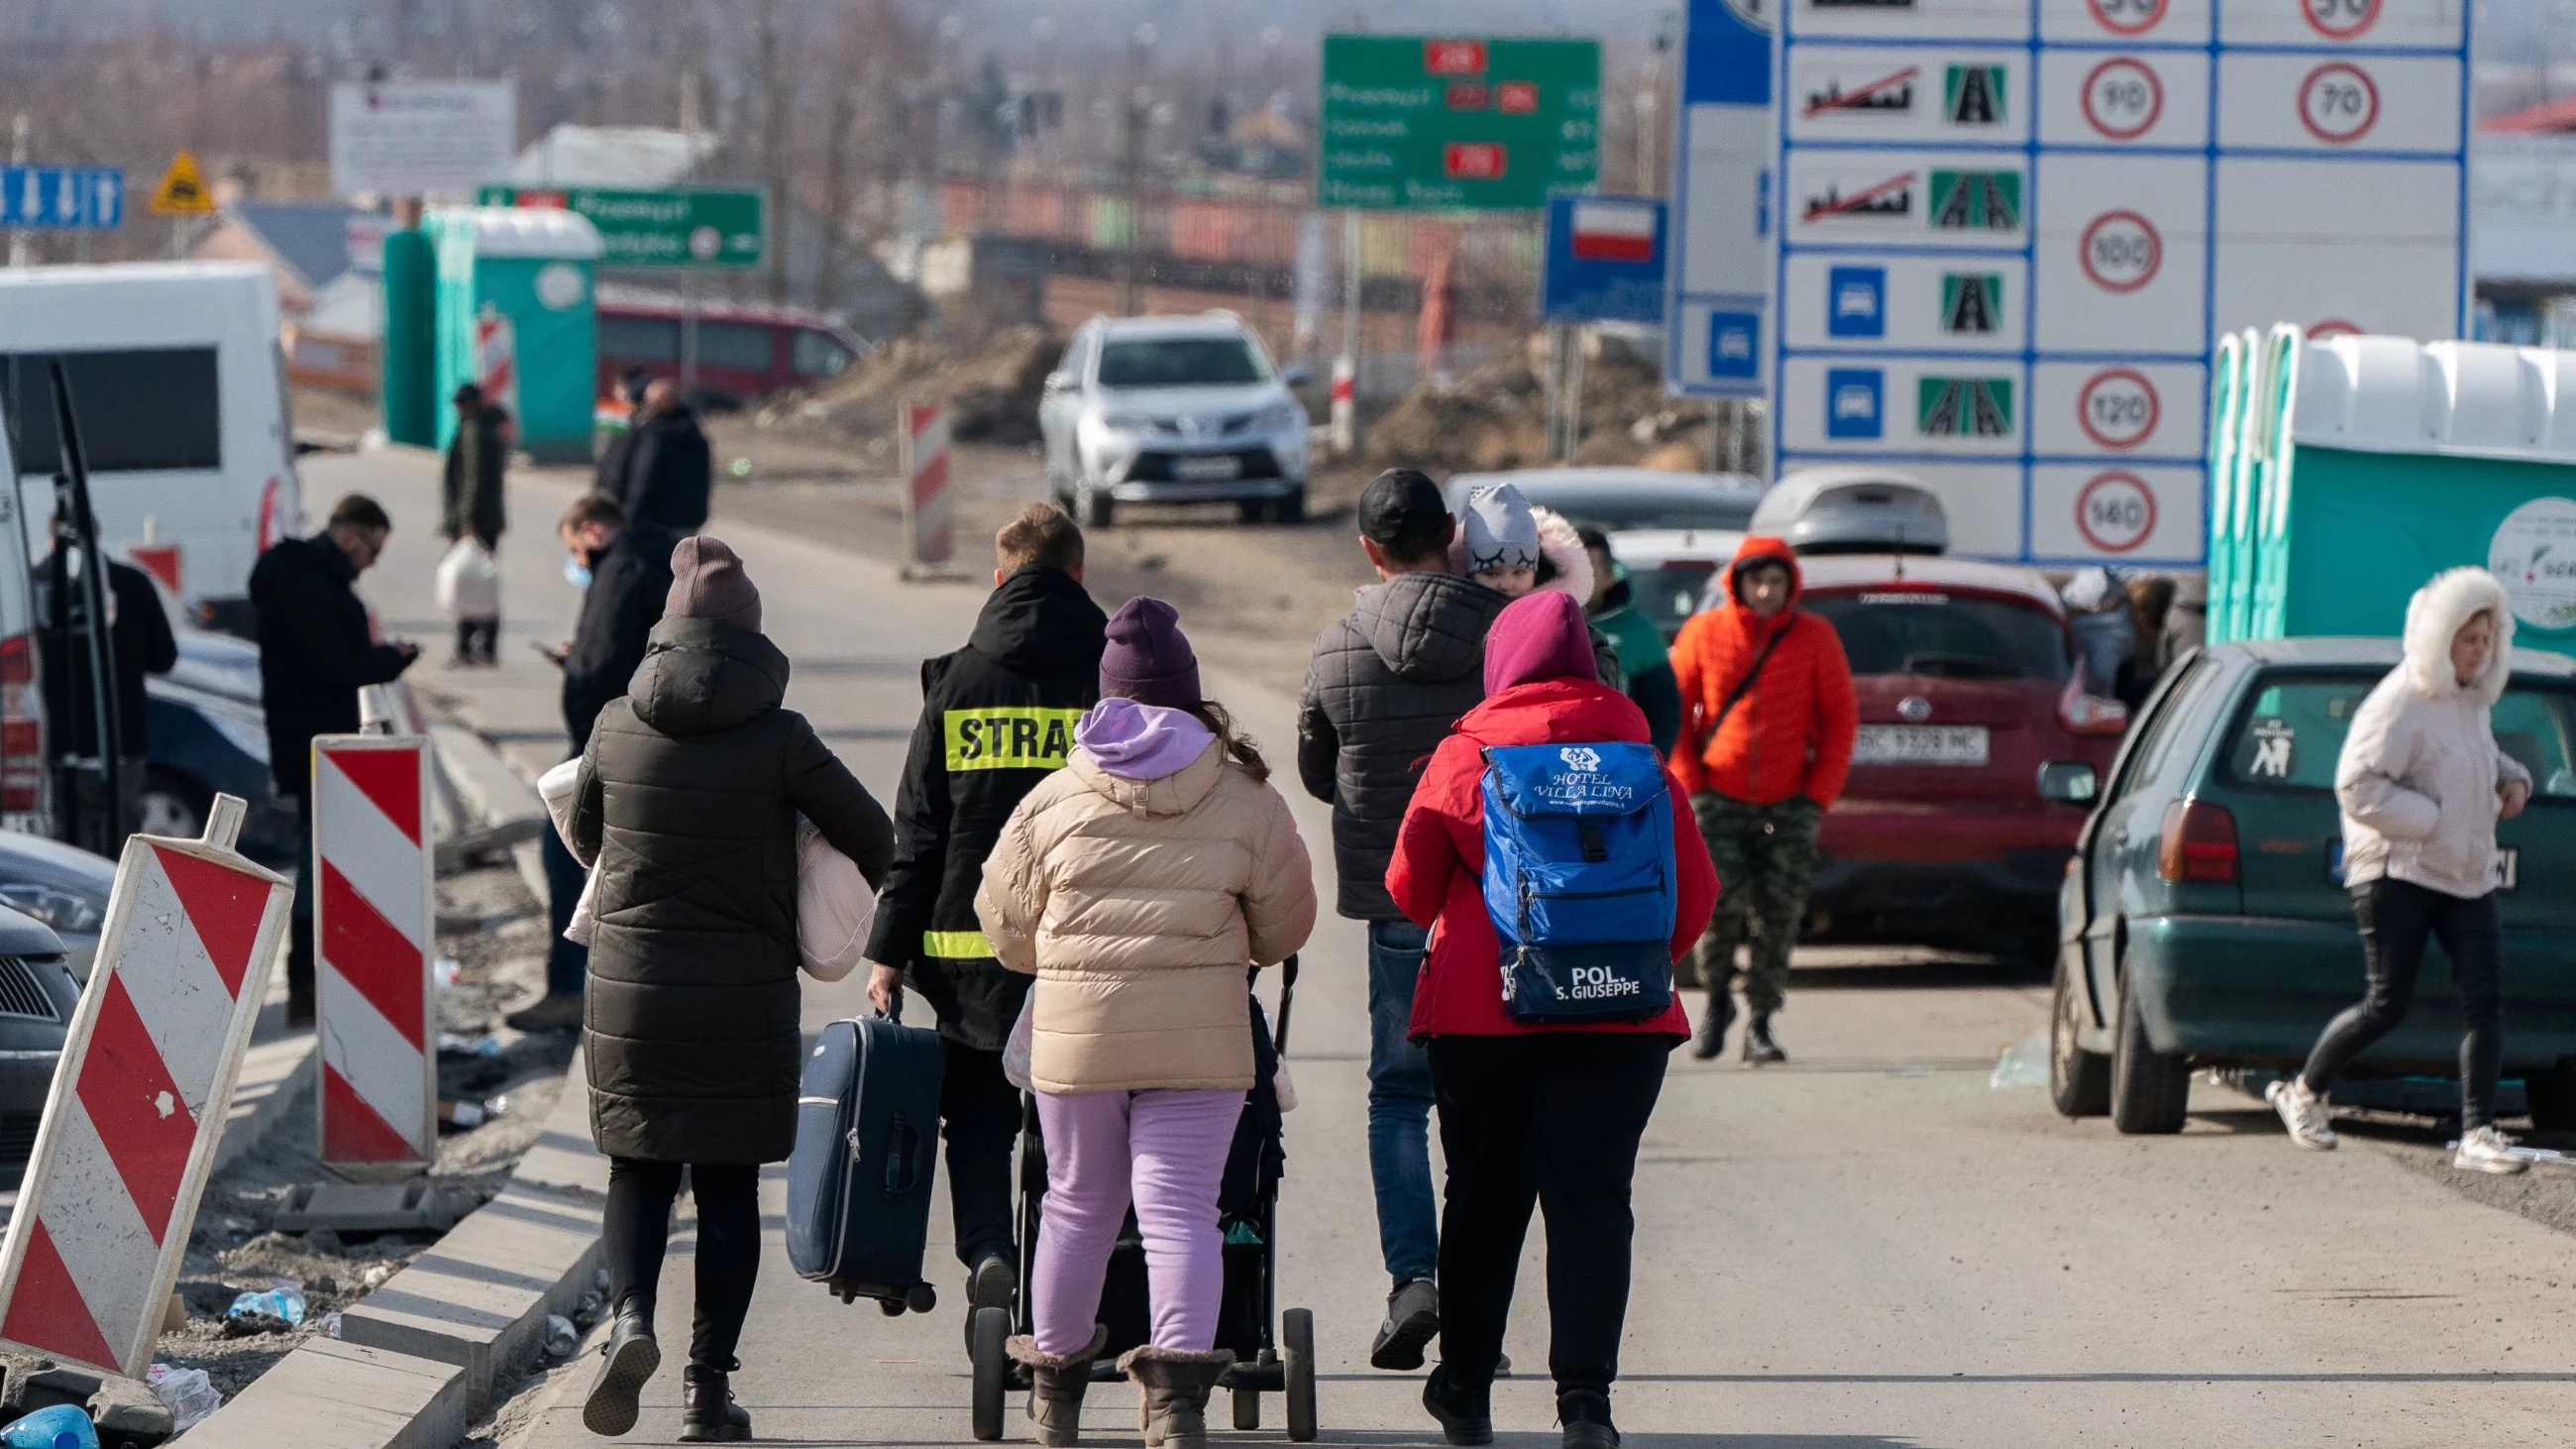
[0,263,302,633]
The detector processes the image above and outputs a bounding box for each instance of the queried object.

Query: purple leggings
[1031,1087,1244,1356]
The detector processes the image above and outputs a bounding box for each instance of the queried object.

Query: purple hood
[1075,698,1215,780]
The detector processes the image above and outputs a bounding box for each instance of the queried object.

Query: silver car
[1039,313,1312,526]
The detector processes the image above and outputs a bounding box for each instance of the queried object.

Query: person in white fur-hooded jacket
[1454,482,1619,687]
[2268,566,2535,1173]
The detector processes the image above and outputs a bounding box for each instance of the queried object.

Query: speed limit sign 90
[2299,62,2379,145]
[2082,57,2163,141]
[2080,211,2161,293]
[2076,472,2159,554]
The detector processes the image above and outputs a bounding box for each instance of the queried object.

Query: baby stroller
[969,956,1316,1442]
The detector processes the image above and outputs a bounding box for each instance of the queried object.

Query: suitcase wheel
[907,1281,939,1315]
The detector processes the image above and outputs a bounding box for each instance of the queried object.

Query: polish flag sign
[1570,199,1659,264]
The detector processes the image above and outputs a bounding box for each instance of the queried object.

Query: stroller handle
[1272,953,1298,1056]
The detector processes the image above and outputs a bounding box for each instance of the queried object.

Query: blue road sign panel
[1707,310,1762,380]
[1666,0,1773,399]
[1543,193,1667,325]
[0,167,125,231]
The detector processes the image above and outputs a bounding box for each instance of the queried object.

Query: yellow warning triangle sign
[148,151,215,216]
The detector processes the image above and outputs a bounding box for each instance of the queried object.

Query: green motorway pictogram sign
[1318,35,1600,210]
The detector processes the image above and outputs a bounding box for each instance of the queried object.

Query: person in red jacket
[1665,535,1858,1064]
[1386,590,1717,1449]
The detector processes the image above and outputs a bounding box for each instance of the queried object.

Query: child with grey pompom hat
[1462,483,1543,596]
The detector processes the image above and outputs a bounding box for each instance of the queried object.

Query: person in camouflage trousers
[1665,536,1857,1064]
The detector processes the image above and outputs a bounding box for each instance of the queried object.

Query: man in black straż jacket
[618,379,713,535]
[863,502,1106,1324]
[507,493,679,1034]
[249,494,419,1026]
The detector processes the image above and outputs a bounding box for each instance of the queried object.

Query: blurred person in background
[442,383,510,665]
[1579,526,1678,756]
[620,379,714,535]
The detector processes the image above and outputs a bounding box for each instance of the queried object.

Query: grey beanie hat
[1462,483,1542,573]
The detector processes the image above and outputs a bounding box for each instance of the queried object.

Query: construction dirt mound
[1365,331,1750,475]
[751,323,1063,447]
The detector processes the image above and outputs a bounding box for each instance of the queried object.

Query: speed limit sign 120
[2077,369,2160,450]
[2076,471,2159,554]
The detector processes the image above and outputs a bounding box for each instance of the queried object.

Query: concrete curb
[427,718,553,907]
[212,1029,317,1175]
[183,1049,608,1440]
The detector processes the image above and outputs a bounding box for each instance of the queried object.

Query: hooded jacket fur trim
[2336,567,2531,900]
[974,740,1317,1093]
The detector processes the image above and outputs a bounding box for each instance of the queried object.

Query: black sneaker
[1559,1390,1620,1449]
[583,1308,661,1437]
[1370,1278,1441,1371]
[1742,1014,1786,1066]
[1691,990,1736,1061]
[1422,1365,1494,1447]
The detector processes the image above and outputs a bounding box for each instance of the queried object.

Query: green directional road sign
[477,185,764,269]
[1318,35,1599,211]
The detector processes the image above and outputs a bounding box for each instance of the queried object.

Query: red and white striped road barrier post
[312,732,437,1176]
[1329,354,1357,457]
[901,399,955,577]
[0,795,289,1379]
[475,307,518,421]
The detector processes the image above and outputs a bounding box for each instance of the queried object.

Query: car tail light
[2157,799,2239,884]
[2058,674,2129,735]
[0,634,43,814]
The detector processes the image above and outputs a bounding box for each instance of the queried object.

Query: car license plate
[1854,724,1989,767]
[1173,455,1242,482]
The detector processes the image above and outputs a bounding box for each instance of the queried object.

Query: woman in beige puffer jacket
[976,597,1314,1449]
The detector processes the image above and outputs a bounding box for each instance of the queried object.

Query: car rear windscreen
[1531,491,1756,531]
[1,349,221,473]
[2226,672,2576,798]
[1628,561,1719,634]
[1805,592,2072,683]
[1098,338,1267,388]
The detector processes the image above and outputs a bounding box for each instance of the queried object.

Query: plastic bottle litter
[543,1313,578,1359]
[0,1404,98,1449]
[146,1365,224,1433]
[224,1280,306,1333]
[320,1310,345,1339]
[436,1033,501,1057]
[439,1095,507,1130]
[1989,1033,2051,1090]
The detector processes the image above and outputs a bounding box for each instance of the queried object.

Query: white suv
[1038,313,1311,526]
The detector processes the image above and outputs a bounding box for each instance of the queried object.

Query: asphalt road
[304,446,2576,1448]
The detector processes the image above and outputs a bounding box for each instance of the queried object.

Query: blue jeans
[1367,920,1438,1286]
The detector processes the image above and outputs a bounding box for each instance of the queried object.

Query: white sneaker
[2453,1125,2530,1175]
[2266,1077,2337,1150]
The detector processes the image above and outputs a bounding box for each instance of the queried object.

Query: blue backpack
[1478,741,1678,1024]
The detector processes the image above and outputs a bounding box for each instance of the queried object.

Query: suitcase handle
[884,1116,926,1196]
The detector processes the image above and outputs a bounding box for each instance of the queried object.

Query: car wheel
[1274,486,1307,525]
[2526,1063,2576,1133]
[1236,498,1270,525]
[2109,975,2191,1135]
[139,767,212,840]
[1077,484,1115,528]
[2050,955,2111,1119]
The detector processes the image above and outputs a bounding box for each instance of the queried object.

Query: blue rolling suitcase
[787,1011,944,1312]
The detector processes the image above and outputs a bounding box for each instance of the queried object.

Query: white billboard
[329,80,517,199]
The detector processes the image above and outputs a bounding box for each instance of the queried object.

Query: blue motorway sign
[1542,193,1666,325]
[0,167,125,231]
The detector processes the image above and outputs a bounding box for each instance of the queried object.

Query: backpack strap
[1699,621,1790,752]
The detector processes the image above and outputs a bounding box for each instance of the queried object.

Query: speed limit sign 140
[2076,471,2159,554]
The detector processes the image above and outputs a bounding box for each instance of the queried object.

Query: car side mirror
[1280,364,1313,389]
[2037,760,2099,805]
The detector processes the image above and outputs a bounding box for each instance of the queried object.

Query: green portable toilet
[421,206,602,465]
[2204,332,2246,644]
[2215,330,2576,656]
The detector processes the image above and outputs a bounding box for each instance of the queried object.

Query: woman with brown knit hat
[571,536,898,1442]
[977,597,1317,1449]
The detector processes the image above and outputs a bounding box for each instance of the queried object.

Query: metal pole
[1562,328,1586,466]
[47,361,121,852]
[680,274,698,397]
[8,114,27,269]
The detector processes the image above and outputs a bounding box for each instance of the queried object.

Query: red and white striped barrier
[903,400,953,567]
[1329,355,1357,456]
[475,308,518,421]
[313,735,436,1173]
[0,796,288,1378]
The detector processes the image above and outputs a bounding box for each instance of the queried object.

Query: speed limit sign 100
[2080,211,2161,293]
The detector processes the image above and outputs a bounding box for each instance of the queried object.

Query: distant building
[2474,99,2576,345]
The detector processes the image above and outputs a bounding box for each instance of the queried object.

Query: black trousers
[603,1159,763,1369]
[2301,875,2505,1130]
[942,1043,1019,1269]
[540,823,590,998]
[1430,1033,1669,1399]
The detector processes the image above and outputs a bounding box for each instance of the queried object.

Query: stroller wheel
[970,1306,1011,1442]
[1283,1307,1317,1442]
[1232,1386,1260,1431]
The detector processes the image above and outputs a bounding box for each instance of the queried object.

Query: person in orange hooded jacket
[1665,535,1857,1063]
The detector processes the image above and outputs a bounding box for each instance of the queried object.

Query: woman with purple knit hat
[976,597,1317,1449]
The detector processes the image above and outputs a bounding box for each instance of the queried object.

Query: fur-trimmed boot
[1119,1345,1236,1449]
[1008,1325,1110,1447]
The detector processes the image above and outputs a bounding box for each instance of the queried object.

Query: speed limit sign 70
[2299,62,2379,145]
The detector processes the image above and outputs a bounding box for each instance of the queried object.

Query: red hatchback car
[1784,555,2128,964]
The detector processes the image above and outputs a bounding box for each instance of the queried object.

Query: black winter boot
[1422,1365,1494,1447]
[582,1306,660,1437]
[1742,1014,1786,1065]
[679,1360,752,1442]
[1009,1325,1109,1447]
[1691,988,1736,1061]
[1559,1390,1621,1449]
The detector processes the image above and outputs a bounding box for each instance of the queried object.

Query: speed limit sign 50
[2080,211,2161,293]
[2076,472,2159,554]
[2304,0,2380,40]
[2078,370,2160,451]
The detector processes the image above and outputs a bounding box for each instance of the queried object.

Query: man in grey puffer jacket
[1297,468,1507,1373]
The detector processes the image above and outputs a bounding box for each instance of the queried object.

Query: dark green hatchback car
[2049,639,2576,1134]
